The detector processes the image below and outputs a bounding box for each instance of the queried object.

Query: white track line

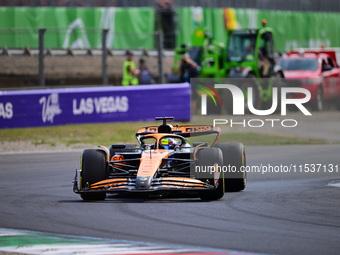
[328,180,340,187]
[0,228,269,255]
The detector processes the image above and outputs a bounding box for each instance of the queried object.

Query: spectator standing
[122,50,139,86]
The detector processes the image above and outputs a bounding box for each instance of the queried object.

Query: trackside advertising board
[0,84,190,128]
[0,7,155,50]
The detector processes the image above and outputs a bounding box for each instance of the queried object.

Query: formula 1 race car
[73,117,246,201]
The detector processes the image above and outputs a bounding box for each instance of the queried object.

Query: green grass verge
[0,121,329,148]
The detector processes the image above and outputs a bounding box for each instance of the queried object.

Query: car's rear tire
[80,149,107,201]
[215,142,246,192]
[196,147,224,201]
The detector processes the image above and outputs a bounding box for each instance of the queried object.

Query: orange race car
[73,117,246,201]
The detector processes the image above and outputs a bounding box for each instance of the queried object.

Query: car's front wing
[73,175,215,194]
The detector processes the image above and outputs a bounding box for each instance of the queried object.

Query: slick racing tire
[80,149,108,201]
[196,147,224,201]
[215,142,246,192]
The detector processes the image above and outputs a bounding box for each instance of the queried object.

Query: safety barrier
[0,83,190,128]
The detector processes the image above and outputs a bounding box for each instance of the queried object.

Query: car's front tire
[196,147,224,201]
[215,142,246,192]
[80,149,108,201]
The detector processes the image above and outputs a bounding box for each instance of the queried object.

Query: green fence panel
[176,7,196,47]
[2,7,340,51]
[176,7,340,51]
[204,8,225,44]
[176,7,226,47]
[0,7,155,49]
[256,10,340,50]
[113,8,155,50]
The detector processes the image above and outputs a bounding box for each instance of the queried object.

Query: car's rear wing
[136,125,221,137]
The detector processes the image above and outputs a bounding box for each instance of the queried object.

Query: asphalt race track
[0,145,340,255]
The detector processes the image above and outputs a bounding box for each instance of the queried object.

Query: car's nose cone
[136,176,152,190]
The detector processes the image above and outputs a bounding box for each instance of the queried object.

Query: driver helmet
[160,138,174,150]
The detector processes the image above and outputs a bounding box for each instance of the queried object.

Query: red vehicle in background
[278,49,340,111]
